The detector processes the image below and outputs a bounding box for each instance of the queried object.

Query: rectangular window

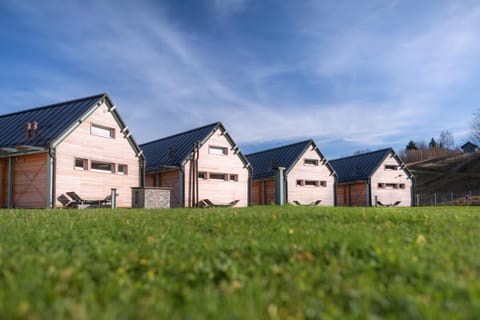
[229,174,238,182]
[399,183,406,189]
[209,173,228,181]
[385,183,398,189]
[198,171,207,180]
[304,159,319,166]
[91,124,115,138]
[209,146,228,156]
[91,161,115,173]
[320,181,327,187]
[118,164,128,175]
[378,183,385,189]
[74,158,88,170]
[305,180,320,187]
[385,165,398,170]
[296,179,304,187]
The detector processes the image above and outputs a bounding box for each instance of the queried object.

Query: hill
[408,152,480,203]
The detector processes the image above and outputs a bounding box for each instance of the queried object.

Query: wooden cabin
[329,148,415,207]
[0,94,145,208]
[246,140,336,206]
[140,122,251,208]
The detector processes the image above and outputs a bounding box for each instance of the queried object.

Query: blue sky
[1,0,480,158]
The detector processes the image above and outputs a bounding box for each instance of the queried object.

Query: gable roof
[461,141,478,149]
[246,139,335,179]
[140,121,250,172]
[330,148,413,183]
[0,93,144,159]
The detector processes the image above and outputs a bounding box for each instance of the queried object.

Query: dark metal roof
[461,141,478,149]
[329,148,394,183]
[141,122,251,172]
[0,94,104,149]
[246,140,331,179]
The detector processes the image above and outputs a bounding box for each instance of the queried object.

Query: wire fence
[415,190,480,206]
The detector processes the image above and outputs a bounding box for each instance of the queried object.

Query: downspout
[46,147,55,209]
[333,178,337,207]
[7,156,14,209]
[366,179,372,207]
[139,158,145,188]
[411,179,416,207]
[188,155,193,208]
[179,166,185,208]
[283,170,288,205]
[195,143,199,207]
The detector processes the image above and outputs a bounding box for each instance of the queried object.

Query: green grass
[1,206,479,319]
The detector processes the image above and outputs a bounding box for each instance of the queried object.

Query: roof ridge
[0,93,106,119]
[330,147,392,162]
[140,121,220,146]
[246,139,313,157]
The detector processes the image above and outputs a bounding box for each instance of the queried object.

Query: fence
[415,190,480,206]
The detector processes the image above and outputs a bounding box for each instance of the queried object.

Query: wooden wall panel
[336,185,346,206]
[249,179,276,206]
[55,102,140,208]
[158,170,180,208]
[349,183,367,206]
[0,159,7,207]
[183,128,249,207]
[287,147,335,206]
[370,154,413,207]
[12,153,48,208]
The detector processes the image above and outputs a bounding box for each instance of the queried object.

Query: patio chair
[57,194,75,208]
[292,200,302,206]
[392,201,401,207]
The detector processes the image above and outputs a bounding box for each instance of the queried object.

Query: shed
[246,140,336,206]
[0,94,145,208]
[329,148,415,207]
[461,141,478,153]
[141,122,251,208]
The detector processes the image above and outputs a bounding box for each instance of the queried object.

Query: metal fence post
[111,188,117,209]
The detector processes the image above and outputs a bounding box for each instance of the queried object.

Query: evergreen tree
[406,140,417,151]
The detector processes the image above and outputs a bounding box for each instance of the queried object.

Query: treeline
[399,130,461,163]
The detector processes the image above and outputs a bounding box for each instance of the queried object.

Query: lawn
[0,206,479,319]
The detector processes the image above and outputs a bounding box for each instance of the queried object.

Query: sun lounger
[199,199,239,208]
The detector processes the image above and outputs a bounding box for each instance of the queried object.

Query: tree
[406,140,417,151]
[429,137,438,149]
[439,130,454,150]
[471,109,480,145]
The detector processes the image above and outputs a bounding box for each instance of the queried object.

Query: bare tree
[439,130,454,150]
[471,110,480,145]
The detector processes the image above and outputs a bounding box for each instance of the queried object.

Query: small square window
[209,146,228,155]
[399,183,406,189]
[320,181,327,187]
[118,164,128,175]
[198,172,207,179]
[296,180,304,187]
[74,158,88,170]
[229,174,238,182]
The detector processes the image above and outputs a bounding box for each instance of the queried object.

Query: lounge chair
[377,201,385,207]
[199,199,239,208]
[292,200,302,206]
[392,201,401,207]
[67,192,93,205]
[310,200,322,206]
[57,194,75,208]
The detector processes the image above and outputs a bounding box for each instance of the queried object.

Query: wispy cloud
[1,0,480,157]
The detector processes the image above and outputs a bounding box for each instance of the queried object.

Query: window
[209,173,228,181]
[320,181,327,187]
[304,159,319,166]
[399,183,406,189]
[378,183,385,189]
[91,124,115,138]
[385,183,398,189]
[385,165,398,171]
[229,174,238,182]
[198,172,207,180]
[209,146,228,156]
[296,180,304,187]
[91,161,115,173]
[74,158,88,170]
[305,180,320,187]
[118,164,128,175]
